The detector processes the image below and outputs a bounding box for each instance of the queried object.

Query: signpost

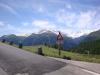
[56,31,63,56]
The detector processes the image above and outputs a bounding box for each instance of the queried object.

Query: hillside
[71,30,100,54]
[23,31,75,49]
[0,34,26,45]
[23,45,100,63]
[83,30,100,42]
[72,39,100,54]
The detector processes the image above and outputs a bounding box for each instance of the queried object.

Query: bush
[9,41,13,45]
[37,47,44,56]
[2,39,6,43]
[62,55,71,60]
[19,43,23,48]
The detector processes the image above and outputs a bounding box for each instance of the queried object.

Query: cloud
[0,21,35,36]
[66,4,72,9]
[0,21,10,28]
[0,3,20,17]
[37,6,45,13]
[0,22,16,36]
[22,22,29,26]
[32,4,45,13]
[0,0,100,37]
[32,20,56,30]
[58,28,94,38]
[56,9,76,26]
[55,8,98,37]
[75,11,96,29]
[0,21,5,27]
[48,0,65,4]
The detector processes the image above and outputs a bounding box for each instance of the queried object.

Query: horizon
[1,29,99,39]
[0,0,100,37]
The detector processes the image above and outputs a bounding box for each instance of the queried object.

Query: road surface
[46,57,100,75]
[0,43,100,75]
[0,43,65,75]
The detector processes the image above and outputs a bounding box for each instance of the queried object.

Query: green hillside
[72,39,100,54]
[23,45,100,63]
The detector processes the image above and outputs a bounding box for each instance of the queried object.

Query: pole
[88,51,89,56]
[58,43,61,56]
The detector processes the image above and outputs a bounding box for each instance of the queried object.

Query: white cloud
[66,4,72,9]
[32,20,56,30]
[32,4,45,13]
[56,9,76,26]
[48,0,65,4]
[58,28,94,38]
[0,3,20,17]
[75,11,96,29]
[0,21,5,27]
[0,21,10,28]
[55,9,98,37]
[38,6,44,13]
[22,22,29,26]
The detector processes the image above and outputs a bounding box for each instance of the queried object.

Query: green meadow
[23,45,100,63]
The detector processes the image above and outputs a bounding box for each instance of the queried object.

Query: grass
[23,45,100,63]
[0,42,100,63]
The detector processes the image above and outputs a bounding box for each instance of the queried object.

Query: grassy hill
[23,45,100,63]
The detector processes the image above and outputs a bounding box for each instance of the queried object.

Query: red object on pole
[56,31,63,56]
[57,32,63,45]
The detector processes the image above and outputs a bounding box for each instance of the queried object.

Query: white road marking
[82,69,100,75]
[15,73,29,75]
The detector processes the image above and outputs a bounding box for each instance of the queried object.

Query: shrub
[9,41,13,45]
[62,55,71,60]
[2,39,6,43]
[19,43,23,48]
[37,47,44,56]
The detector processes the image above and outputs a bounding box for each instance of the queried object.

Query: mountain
[0,31,76,49]
[23,31,75,49]
[73,29,100,44]
[84,30,100,42]
[0,34,26,45]
[72,30,100,54]
[73,35,87,44]
[1,29,100,50]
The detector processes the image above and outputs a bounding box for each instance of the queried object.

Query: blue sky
[0,0,100,37]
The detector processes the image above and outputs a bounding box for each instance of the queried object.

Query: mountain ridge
[0,29,100,50]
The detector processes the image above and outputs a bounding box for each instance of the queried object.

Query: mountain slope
[72,39,100,54]
[71,29,100,54]
[23,31,75,49]
[84,30,100,41]
[1,29,100,50]
[0,34,26,44]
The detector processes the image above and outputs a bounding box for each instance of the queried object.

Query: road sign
[57,32,63,45]
[56,32,63,56]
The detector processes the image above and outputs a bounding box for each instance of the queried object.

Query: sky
[0,0,100,37]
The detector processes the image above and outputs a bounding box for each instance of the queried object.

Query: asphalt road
[0,43,66,75]
[46,57,100,75]
[0,43,100,75]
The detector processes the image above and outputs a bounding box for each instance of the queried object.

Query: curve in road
[0,43,66,75]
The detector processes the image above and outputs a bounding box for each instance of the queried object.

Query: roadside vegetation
[23,45,100,63]
[71,39,100,54]
[0,41,100,63]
